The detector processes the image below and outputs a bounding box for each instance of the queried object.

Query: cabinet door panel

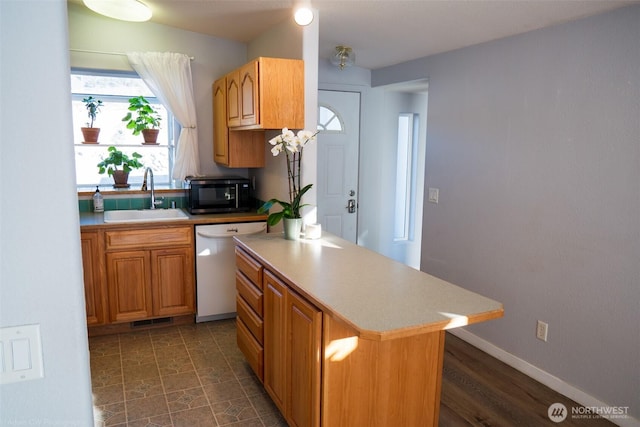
[151,247,195,317]
[237,294,263,344]
[236,271,263,316]
[81,231,106,325]
[237,317,264,381]
[239,60,258,126]
[235,247,263,287]
[226,71,241,126]
[106,250,152,322]
[263,270,287,413]
[213,79,228,164]
[287,290,322,427]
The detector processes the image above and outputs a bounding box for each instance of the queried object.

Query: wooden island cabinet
[234,233,504,427]
[236,247,321,427]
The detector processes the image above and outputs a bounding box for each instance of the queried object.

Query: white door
[317,90,360,243]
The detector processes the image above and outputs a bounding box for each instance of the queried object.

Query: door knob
[346,199,356,213]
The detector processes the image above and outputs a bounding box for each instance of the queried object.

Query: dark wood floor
[440,333,615,426]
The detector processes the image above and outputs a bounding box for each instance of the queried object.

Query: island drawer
[237,318,263,381]
[235,247,263,288]
[105,226,192,251]
[236,271,263,316]
[236,295,263,344]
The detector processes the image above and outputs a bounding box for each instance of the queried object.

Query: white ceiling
[74,0,638,69]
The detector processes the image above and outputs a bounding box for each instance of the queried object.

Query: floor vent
[131,317,172,328]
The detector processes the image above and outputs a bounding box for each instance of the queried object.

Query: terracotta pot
[112,170,130,188]
[81,127,100,144]
[142,129,159,144]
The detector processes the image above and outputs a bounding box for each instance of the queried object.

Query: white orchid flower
[269,134,283,145]
[286,141,299,153]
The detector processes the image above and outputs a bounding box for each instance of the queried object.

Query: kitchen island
[234,232,504,427]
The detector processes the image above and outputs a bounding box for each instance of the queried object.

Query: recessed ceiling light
[294,1,314,26]
[83,0,152,22]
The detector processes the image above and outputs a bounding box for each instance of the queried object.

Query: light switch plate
[0,324,44,384]
[428,187,439,204]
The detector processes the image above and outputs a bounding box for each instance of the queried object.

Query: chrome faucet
[142,167,162,209]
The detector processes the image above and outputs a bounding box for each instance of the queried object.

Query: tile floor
[89,319,287,427]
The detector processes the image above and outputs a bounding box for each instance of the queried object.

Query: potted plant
[258,128,318,240]
[122,95,162,144]
[81,96,103,144]
[97,146,144,188]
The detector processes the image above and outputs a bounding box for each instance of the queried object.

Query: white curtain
[127,51,200,180]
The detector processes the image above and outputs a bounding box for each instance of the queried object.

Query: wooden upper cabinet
[214,76,265,168]
[213,79,230,165]
[226,71,241,127]
[225,57,304,131]
[213,57,303,167]
[239,61,259,126]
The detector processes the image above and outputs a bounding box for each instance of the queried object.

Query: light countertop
[235,232,504,341]
[79,209,267,228]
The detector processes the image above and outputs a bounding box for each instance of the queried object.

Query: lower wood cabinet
[237,250,321,427]
[80,231,107,326]
[235,247,265,379]
[284,281,322,427]
[81,225,195,327]
[263,271,287,411]
[106,246,194,323]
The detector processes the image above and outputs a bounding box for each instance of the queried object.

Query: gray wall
[374,5,639,418]
[0,0,94,424]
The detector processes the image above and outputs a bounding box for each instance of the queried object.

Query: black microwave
[184,176,252,214]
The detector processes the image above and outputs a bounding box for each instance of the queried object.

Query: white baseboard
[449,329,639,427]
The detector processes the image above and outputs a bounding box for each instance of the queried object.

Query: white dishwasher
[195,221,266,322]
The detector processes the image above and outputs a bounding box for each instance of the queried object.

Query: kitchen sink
[103,208,189,223]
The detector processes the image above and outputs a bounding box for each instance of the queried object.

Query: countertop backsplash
[78,189,187,213]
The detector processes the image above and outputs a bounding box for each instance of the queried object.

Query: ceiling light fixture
[330,45,355,70]
[83,0,152,22]
[293,1,314,26]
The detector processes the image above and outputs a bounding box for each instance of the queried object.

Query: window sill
[78,185,185,197]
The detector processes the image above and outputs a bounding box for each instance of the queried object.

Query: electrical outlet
[536,320,548,342]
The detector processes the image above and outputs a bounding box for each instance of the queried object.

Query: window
[394,113,419,241]
[317,105,344,132]
[71,70,176,189]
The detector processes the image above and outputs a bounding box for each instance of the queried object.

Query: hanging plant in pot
[81,96,103,144]
[122,95,162,145]
[258,128,318,240]
[97,146,144,188]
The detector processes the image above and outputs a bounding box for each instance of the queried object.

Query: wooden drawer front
[237,295,263,344]
[235,247,263,287]
[236,271,263,316]
[106,226,192,251]
[237,318,264,381]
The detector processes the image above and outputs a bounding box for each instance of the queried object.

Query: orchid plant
[258,128,319,226]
